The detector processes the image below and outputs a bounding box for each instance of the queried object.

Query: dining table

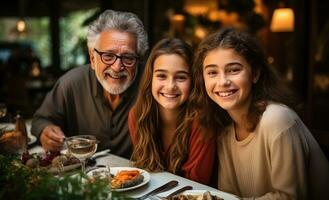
[28,145,239,200]
[1,120,239,200]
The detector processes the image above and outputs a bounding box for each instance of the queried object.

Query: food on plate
[22,151,80,170]
[0,130,30,153]
[0,130,21,142]
[166,191,224,200]
[111,170,144,189]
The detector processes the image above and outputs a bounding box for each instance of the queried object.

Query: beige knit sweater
[217,103,329,199]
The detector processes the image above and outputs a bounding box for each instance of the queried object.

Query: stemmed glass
[0,103,7,119]
[0,103,7,133]
[66,135,98,173]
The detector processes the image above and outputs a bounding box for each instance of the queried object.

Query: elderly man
[31,10,148,158]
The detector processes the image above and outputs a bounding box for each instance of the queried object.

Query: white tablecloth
[28,146,239,200]
[96,155,238,199]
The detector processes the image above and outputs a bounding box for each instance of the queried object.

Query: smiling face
[203,48,258,116]
[90,29,138,94]
[152,54,191,112]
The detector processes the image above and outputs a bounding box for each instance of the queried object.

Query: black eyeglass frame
[93,48,138,68]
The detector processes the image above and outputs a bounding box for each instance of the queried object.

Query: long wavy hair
[190,28,297,134]
[131,38,193,174]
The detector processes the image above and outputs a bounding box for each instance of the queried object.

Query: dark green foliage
[0,155,129,200]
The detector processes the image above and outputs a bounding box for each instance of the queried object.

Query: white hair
[87,10,148,56]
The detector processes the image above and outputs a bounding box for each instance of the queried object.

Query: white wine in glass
[66,135,98,172]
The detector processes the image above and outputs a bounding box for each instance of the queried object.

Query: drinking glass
[104,162,112,199]
[66,135,98,173]
[106,161,112,198]
[0,103,7,118]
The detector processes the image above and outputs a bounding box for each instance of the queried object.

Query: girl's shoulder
[263,103,297,122]
[129,105,136,116]
[258,102,300,135]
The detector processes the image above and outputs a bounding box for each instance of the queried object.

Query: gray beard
[96,67,137,95]
[100,78,131,94]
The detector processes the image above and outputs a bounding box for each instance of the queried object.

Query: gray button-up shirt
[31,65,139,158]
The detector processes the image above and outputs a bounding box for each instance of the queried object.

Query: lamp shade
[270,8,294,32]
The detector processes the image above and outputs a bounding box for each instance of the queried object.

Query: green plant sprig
[0,154,130,200]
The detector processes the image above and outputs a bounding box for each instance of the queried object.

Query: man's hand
[40,125,65,151]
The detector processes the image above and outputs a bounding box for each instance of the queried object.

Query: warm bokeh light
[184,0,217,15]
[270,8,294,32]
[171,14,185,22]
[194,26,207,39]
[31,62,41,77]
[170,14,186,33]
[16,19,26,32]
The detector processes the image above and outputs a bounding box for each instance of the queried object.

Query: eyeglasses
[94,48,138,68]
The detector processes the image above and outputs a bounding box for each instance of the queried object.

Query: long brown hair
[131,38,194,174]
[191,28,297,134]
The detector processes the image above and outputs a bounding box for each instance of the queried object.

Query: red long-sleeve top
[128,110,216,185]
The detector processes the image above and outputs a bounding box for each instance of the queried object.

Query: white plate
[181,190,240,200]
[87,166,151,192]
[0,123,37,145]
[28,134,37,145]
[0,123,15,131]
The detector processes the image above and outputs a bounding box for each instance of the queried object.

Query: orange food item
[111,170,144,189]
[115,170,140,180]
[0,131,25,153]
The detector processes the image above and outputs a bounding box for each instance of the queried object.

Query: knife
[92,149,111,158]
[165,185,193,198]
[135,180,178,200]
[86,149,111,166]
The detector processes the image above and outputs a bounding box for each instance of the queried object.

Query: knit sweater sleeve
[245,122,308,200]
[218,104,329,200]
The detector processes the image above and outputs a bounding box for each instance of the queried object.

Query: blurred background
[0,0,328,155]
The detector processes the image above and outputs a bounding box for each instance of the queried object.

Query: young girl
[128,38,216,185]
[191,28,329,199]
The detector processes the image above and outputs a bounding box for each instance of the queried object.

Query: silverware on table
[165,185,193,198]
[92,149,111,158]
[86,149,111,166]
[134,180,178,200]
[151,186,193,199]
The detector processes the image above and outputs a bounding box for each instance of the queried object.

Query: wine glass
[66,135,98,173]
[0,103,8,133]
[0,103,7,118]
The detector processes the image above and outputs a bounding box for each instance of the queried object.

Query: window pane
[59,9,97,70]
